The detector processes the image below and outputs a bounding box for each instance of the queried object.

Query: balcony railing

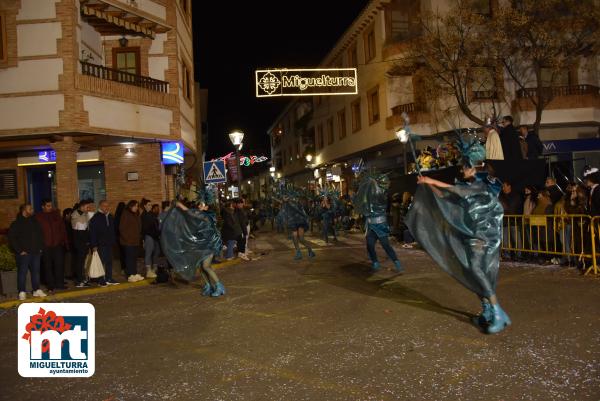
[391,102,422,115]
[80,61,169,93]
[516,85,599,99]
[472,90,498,100]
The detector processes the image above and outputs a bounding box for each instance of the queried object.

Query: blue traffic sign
[204,160,227,184]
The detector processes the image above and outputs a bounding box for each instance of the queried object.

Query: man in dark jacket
[8,204,47,300]
[221,201,242,259]
[545,177,564,205]
[499,116,524,161]
[89,200,118,286]
[499,181,524,261]
[35,199,67,293]
[520,125,544,159]
[584,167,600,217]
[234,198,250,260]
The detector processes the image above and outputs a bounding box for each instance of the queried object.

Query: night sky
[192,0,369,163]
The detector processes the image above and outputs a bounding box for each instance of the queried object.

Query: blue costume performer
[279,186,315,260]
[160,187,226,297]
[354,172,404,273]
[405,135,511,334]
[320,189,339,244]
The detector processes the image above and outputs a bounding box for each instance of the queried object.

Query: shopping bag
[87,250,105,279]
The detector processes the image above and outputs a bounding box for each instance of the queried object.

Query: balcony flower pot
[0,244,18,296]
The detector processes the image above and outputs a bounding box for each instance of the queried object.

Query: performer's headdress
[194,185,217,206]
[456,132,486,168]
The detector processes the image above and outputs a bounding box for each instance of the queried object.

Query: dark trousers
[72,231,89,283]
[97,245,113,281]
[16,253,41,293]
[322,217,337,242]
[42,246,64,290]
[366,229,398,263]
[236,234,246,253]
[123,245,138,277]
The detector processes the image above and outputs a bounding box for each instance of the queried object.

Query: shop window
[182,61,193,102]
[364,27,376,62]
[367,86,380,125]
[0,13,6,63]
[327,117,334,145]
[78,165,105,204]
[113,47,140,75]
[338,109,347,139]
[0,169,17,199]
[351,98,362,133]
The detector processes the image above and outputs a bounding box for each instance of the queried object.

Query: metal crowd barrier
[502,214,598,275]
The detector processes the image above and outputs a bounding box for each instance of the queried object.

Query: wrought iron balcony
[80,61,169,93]
[516,85,599,98]
[391,102,422,115]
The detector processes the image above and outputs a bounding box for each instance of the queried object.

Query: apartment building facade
[268,0,600,192]
[0,0,199,228]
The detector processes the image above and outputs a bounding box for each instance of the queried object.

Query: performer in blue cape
[405,135,511,334]
[353,172,404,273]
[160,187,226,297]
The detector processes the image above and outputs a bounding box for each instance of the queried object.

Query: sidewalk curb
[0,258,241,310]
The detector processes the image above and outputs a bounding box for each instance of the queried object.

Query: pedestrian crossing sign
[204,160,227,184]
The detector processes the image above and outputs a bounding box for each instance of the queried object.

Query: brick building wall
[101,143,167,207]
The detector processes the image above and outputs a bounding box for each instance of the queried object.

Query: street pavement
[0,230,599,401]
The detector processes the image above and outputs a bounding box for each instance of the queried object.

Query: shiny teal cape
[405,174,503,298]
[160,208,222,281]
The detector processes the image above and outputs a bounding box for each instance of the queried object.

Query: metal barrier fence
[502,214,598,275]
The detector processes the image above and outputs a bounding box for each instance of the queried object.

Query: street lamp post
[229,130,244,197]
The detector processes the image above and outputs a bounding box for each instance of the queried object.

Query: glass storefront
[77,164,106,205]
[26,163,105,211]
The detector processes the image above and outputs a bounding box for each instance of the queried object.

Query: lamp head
[395,128,409,143]
[229,130,245,146]
[305,153,313,162]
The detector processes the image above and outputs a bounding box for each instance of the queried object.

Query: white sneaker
[18,291,26,301]
[239,253,250,261]
[146,270,157,279]
[128,275,138,283]
[32,289,47,298]
[134,274,145,282]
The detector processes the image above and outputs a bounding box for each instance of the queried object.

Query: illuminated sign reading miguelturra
[255,68,358,97]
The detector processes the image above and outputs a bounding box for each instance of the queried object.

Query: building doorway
[26,166,56,212]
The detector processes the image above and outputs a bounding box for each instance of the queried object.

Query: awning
[80,0,171,39]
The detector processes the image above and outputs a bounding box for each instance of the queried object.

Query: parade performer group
[405,134,511,334]
[157,131,511,333]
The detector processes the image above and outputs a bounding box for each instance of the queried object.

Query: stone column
[52,137,80,210]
